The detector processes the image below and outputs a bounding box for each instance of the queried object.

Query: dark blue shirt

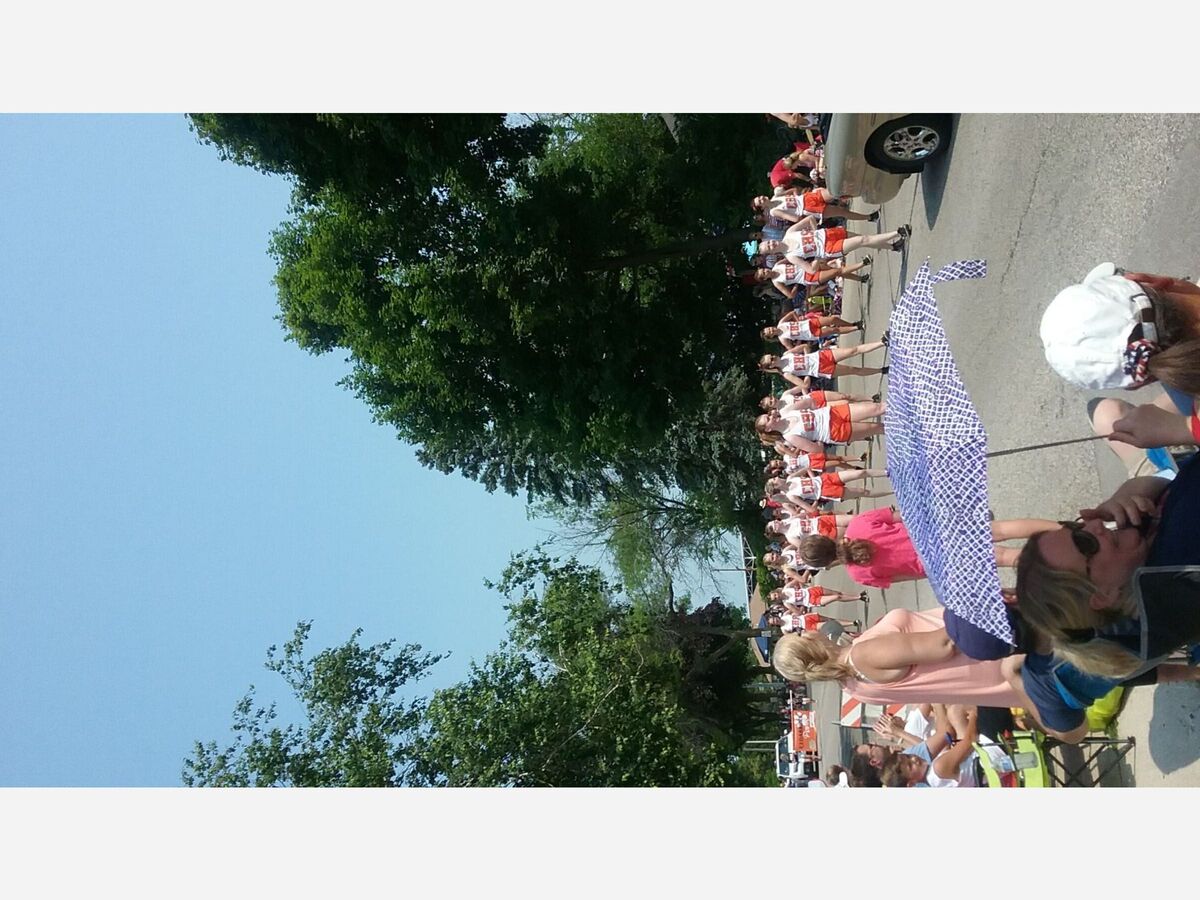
[1021,453,1200,732]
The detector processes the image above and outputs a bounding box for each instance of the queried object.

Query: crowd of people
[743,114,900,655]
[750,117,1200,787]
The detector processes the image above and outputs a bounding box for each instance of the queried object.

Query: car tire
[864,114,953,174]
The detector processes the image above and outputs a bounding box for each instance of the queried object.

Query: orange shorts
[806,452,828,471]
[828,402,852,443]
[802,191,827,216]
[814,515,837,540]
[824,226,847,258]
[804,589,825,608]
[805,313,823,335]
[818,472,846,499]
[802,613,821,630]
[809,390,826,408]
[817,348,836,375]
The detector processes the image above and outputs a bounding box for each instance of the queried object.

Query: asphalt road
[808,113,1200,786]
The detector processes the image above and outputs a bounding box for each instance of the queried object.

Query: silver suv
[822,113,953,204]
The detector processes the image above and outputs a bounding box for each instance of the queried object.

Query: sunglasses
[1057,519,1100,577]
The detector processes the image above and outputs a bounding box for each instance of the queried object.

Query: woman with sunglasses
[1007,457,1200,741]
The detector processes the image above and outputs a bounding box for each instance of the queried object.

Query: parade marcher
[766,470,893,512]
[765,513,854,549]
[752,191,877,226]
[767,607,859,636]
[758,344,888,382]
[755,401,885,450]
[769,584,866,609]
[765,442,868,474]
[762,308,862,347]
[762,389,876,416]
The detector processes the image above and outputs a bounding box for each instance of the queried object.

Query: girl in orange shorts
[767,609,861,636]
[758,342,887,381]
[752,191,878,226]
[760,388,876,414]
[770,585,866,609]
[754,258,871,299]
[766,470,894,513]
[764,514,856,547]
[763,309,862,346]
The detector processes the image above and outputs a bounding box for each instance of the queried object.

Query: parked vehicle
[821,113,954,204]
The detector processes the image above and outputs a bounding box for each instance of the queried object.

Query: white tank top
[783,406,832,443]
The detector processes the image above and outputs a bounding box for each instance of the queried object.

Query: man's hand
[1106,402,1195,449]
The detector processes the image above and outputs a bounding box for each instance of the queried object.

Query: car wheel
[864,114,953,174]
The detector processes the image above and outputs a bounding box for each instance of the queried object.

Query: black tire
[864,114,953,174]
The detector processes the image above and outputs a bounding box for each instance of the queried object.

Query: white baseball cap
[1040,262,1158,390]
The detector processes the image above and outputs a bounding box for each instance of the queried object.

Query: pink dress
[843,507,926,588]
[841,608,1023,708]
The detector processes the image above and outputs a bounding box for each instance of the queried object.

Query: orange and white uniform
[785,473,847,502]
[779,314,824,342]
[785,226,848,261]
[777,611,823,633]
[781,449,828,472]
[781,585,830,608]
[780,404,852,444]
[784,514,840,543]
[780,349,836,378]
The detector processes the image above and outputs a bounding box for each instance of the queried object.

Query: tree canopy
[184,554,776,787]
[188,113,777,505]
[181,622,442,787]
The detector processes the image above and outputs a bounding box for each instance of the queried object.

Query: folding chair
[1042,734,1136,787]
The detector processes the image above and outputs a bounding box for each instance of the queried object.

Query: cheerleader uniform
[779,314,824,342]
[780,405,852,444]
[786,472,847,502]
[778,611,823,633]
[780,349,835,378]
[781,585,831,608]
[784,514,840,543]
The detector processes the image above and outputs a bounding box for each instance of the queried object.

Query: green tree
[188,113,776,505]
[182,622,443,787]
[412,552,773,786]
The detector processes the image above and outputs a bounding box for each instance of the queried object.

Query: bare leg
[834,468,888,484]
[823,203,874,221]
[843,232,901,252]
[845,400,886,419]
[1090,396,1180,477]
[822,391,872,404]
[831,341,885,363]
[820,325,862,336]
[843,485,894,499]
[832,365,886,376]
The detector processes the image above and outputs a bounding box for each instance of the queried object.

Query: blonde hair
[1014,537,1141,678]
[771,632,854,683]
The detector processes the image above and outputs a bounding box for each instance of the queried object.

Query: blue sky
[0,115,554,786]
[0,114,746,786]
